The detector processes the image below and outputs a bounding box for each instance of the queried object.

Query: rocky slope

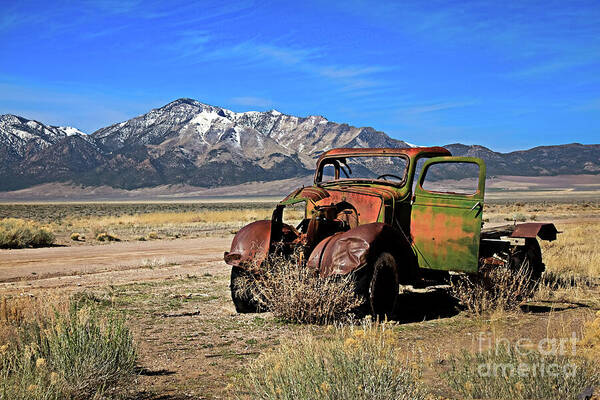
[0,98,598,191]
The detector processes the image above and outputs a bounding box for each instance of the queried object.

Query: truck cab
[225,147,558,317]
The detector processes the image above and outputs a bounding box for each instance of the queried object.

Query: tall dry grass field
[483,201,600,224]
[0,202,303,243]
[61,205,304,242]
[541,222,600,278]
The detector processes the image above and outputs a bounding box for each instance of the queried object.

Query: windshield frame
[314,154,410,188]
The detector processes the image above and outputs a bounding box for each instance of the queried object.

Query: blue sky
[0,0,598,151]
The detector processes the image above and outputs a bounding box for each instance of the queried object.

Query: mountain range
[1,98,599,192]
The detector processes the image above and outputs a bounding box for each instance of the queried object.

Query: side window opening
[421,162,480,195]
[322,164,337,180]
[412,157,428,194]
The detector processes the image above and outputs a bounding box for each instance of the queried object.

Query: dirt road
[0,237,232,291]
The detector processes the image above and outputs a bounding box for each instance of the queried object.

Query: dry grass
[0,295,70,346]
[0,294,136,400]
[483,201,600,224]
[0,218,55,249]
[444,343,599,400]
[69,232,82,241]
[68,209,278,226]
[238,253,362,324]
[533,272,600,308]
[240,321,427,400]
[60,207,304,243]
[450,265,537,315]
[95,232,120,242]
[540,222,600,278]
[579,311,600,358]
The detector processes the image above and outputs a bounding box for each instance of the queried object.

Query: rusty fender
[306,222,403,278]
[510,222,559,241]
[224,220,272,268]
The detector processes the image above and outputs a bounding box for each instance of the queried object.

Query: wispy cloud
[340,1,600,80]
[81,0,143,15]
[401,101,478,115]
[508,55,600,79]
[80,24,131,40]
[318,66,388,79]
[167,30,212,59]
[196,41,389,93]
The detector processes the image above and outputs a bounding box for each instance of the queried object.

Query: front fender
[306,223,400,278]
[224,220,271,269]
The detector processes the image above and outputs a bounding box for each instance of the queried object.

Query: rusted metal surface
[224,220,272,268]
[479,256,507,266]
[307,223,396,277]
[224,146,559,289]
[510,222,559,241]
[312,189,385,224]
[281,186,329,205]
[316,146,451,163]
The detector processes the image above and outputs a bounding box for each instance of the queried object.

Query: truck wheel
[230,266,261,313]
[509,239,544,287]
[354,252,399,319]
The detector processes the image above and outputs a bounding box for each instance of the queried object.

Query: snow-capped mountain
[0,114,87,158]
[0,98,599,191]
[0,99,412,190]
[92,98,411,170]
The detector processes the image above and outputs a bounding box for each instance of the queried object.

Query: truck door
[410,157,486,273]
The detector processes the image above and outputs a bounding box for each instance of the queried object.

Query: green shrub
[241,323,427,400]
[0,304,136,400]
[444,344,599,400]
[0,218,55,249]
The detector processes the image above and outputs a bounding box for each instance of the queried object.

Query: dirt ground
[0,236,231,285]
[1,227,599,399]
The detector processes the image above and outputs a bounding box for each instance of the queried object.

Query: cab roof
[316,146,451,162]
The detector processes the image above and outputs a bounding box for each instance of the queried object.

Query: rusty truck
[224,147,558,317]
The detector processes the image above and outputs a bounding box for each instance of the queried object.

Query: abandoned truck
[224,147,558,317]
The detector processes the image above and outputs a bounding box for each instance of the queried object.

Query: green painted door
[410,157,486,273]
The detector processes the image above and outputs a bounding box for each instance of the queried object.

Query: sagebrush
[241,322,427,400]
[0,296,136,400]
[444,343,599,400]
[238,253,362,324]
[0,218,55,249]
[450,264,536,315]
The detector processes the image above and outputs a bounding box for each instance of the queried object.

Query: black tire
[509,238,545,287]
[354,252,399,320]
[230,266,261,313]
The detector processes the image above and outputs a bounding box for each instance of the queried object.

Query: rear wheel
[509,238,545,287]
[354,252,399,319]
[230,266,261,313]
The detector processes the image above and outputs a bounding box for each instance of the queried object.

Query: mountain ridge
[1,98,599,191]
